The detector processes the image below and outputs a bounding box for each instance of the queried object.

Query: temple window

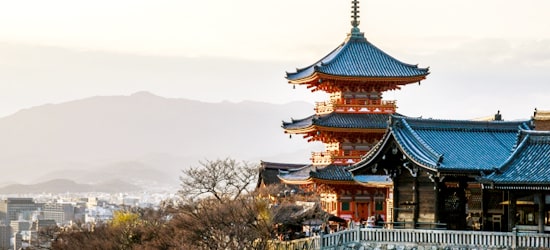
[342,202,350,211]
[376,201,384,211]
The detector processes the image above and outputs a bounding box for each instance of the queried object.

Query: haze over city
[1,0,549,120]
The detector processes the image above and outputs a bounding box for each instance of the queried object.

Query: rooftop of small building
[277,164,313,184]
[257,161,310,187]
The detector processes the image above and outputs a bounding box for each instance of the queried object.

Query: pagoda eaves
[286,31,429,87]
[282,113,390,135]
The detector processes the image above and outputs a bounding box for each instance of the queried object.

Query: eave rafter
[284,126,386,142]
[289,72,426,93]
[310,179,357,185]
[279,178,313,185]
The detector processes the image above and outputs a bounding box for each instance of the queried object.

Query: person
[366,216,375,228]
[466,213,473,230]
[376,214,384,227]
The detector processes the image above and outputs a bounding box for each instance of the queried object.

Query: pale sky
[1,0,550,120]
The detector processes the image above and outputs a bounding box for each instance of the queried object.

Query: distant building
[13,232,22,250]
[9,220,30,235]
[85,207,114,224]
[73,202,87,224]
[85,197,98,208]
[0,224,10,250]
[32,219,57,230]
[40,203,75,225]
[122,197,139,207]
[0,198,38,223]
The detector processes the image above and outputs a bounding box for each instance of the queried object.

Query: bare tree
[178,158,258,202]
[169,197,273,250]
[170,158,278,249]
[52,158,271,250]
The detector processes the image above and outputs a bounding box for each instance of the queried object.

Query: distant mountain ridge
[0,179,141,194]
[0,92,315,191]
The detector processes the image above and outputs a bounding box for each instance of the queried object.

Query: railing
[270,227,550,250]
[269,236,320,250]
[311,151,366,166]
[311,152,332,165]
[315,100,397,115]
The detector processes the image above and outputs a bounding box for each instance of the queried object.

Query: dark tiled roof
[484,130,550,186]
[277,165,313,183]
[257,161,310,187]
[352,115,532,172]
[261,161,308,171]
[353,175,392,186]
[282,113,391,131]
[278,164,355,182]
[310,165,354,181]
[286,31,429,81]
[393,116,531,171]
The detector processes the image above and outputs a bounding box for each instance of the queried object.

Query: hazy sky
[1,0,550,120]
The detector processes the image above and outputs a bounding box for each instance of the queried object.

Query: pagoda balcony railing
[311,151,366,165]
[331,154,363,165]
[311,152,333,166]
[315,100,396,114]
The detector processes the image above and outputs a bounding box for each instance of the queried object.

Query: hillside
[0,179,141,194]
[0,92,317,191]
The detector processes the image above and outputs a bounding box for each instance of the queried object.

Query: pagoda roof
[350,115,532,173]
[481,130,550,189]
[286,30,429,83]
[282,113,391,132]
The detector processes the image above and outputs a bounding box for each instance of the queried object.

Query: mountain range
[0,92,317,193]
[0,179,140,194]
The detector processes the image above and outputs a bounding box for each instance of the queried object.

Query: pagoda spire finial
[351,0,360,28]
[349,0,365,39]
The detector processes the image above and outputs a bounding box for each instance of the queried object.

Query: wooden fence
[269,227,550,250]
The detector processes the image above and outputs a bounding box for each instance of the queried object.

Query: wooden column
[434,180,440,223]
[507,191,517,231]
[481,188,488,231]
[393,185,399,223]
[413,175,419,228]
[459,180,467,230]
[538,192,545,233]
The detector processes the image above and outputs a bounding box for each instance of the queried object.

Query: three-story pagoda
[280,0,429,222]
